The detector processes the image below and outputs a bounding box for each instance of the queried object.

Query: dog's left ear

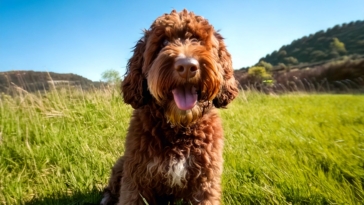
[213,32,239,108]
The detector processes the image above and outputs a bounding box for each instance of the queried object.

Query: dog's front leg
[117,177,147,205]
[101,156,125,205]
[190,180,222,205]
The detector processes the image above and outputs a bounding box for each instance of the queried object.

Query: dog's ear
[213,32,239,108]
[121,33,151,109]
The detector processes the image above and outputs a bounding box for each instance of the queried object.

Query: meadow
[0,86,363,204]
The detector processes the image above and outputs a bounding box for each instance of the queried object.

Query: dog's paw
[100,191,111,205]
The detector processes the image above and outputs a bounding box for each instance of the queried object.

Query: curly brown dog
[101,9,238,205]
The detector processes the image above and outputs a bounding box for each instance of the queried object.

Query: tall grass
[0,86,131,204]
[0,87,363,204]
[222,92,364,204]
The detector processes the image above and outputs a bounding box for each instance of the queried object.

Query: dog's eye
[190,38,199,43]
[162,39,169,47]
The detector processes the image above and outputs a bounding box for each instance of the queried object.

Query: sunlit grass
[0,87,131,204]
[0,87,363,204]
[221,92,364,204]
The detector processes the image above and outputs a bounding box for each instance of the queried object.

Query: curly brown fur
[102,9,238,205]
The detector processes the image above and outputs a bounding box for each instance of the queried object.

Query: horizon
[1,0,363,81]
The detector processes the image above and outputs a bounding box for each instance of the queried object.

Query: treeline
[0,71,103,93]
[258,20,364,68]
[236,57,364,93]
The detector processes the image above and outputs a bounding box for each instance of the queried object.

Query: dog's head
[122,9,238,127]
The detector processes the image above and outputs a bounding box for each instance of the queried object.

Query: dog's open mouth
[172,84,198,110]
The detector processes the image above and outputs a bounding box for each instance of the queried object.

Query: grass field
[0,87,363,204]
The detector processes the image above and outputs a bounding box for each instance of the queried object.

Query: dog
[101,9,238,205]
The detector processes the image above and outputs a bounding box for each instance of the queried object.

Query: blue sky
[1,0,363,81]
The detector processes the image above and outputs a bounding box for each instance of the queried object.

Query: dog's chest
[165,155,188,187]
[146,148,197,188]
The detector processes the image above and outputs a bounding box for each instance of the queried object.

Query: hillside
[234,20,364,93]
[0,70,103,93]
[257,20,364,68]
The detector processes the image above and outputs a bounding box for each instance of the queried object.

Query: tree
[101,69,121,85]
[310,50,327,62]
[256,60,273,72]
[284,56,299,65]
[277,50,287,58]
[330,37,346,54]
[277,63,286,69]
[248,66,272,82]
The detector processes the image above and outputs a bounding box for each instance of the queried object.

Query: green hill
[235,20,364,93]
[258,20,364,68]
[0,70,104,93]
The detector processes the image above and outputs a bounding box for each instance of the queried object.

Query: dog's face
[122,9,238,127]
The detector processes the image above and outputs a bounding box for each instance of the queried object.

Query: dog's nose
[174,57,199,79]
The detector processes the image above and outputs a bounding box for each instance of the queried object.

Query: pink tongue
[172,86,197,110]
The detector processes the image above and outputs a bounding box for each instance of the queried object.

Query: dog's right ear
[121,33,151,109]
